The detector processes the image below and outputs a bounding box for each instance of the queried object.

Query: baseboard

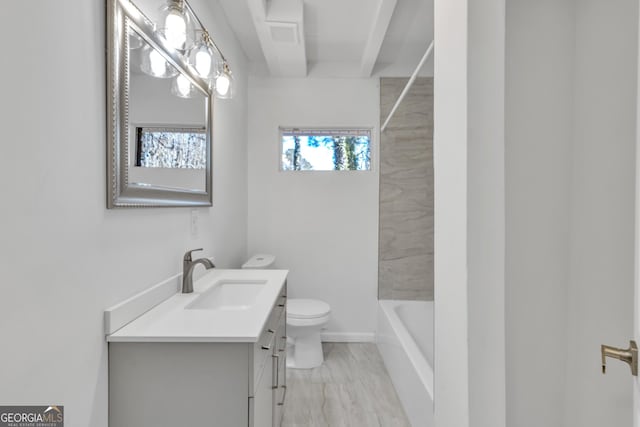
[321,332,376,343]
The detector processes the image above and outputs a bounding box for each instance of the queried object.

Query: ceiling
[217,0,434,78]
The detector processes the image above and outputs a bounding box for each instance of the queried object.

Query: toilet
[285,298,331,369]
[242,254,331,369]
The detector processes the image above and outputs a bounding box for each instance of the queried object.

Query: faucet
[182,248,215,293]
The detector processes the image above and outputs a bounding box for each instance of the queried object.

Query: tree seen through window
[281,130,371,171]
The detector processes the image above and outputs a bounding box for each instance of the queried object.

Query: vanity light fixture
[214,62,234,99]
[139,0,235,99]
[184,0,234,100]
[171,74,198,98]
[189,30,219,80]
[157,0,194,52]
[140,44,179,78]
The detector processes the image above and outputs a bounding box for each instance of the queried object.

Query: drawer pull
[261,345,270,350]
[278,303,285,307]
[267,329,275,333]
[272,354,280,389]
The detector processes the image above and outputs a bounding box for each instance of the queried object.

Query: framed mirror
[107,0,213,208]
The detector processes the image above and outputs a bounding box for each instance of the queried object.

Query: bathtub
[377,300,434,427]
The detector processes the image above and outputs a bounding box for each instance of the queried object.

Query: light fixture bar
[119,0,210,95]
[183,0,228,64]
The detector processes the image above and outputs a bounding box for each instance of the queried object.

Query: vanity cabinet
[249,287,287,427]
[109,284,287,427]
[273,309,287,425]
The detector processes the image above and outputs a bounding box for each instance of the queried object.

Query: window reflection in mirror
[135,127,206,169]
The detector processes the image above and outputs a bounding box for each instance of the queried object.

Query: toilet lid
[287,299,331,319]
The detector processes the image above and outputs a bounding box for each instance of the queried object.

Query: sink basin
[186,280,267,310]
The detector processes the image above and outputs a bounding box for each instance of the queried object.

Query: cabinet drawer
[250,284,287,395]
[273,310,287,427]
[248,353,274,427]
[276,312,287,402]
[251,332,274,395]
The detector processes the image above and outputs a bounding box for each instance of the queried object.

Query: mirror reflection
[128,26,208,192]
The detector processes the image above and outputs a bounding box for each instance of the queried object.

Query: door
[251,355,273,427]
[604,23,640,425]
[596,1,640,427]
[634,12,640,425]
[635,50,640,423]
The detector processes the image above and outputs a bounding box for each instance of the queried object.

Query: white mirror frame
[106,0,213,208]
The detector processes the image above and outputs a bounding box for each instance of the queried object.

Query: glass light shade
[140,45,179,78]
[188,34,218,80]
[157,0,194,52]
[214,64,233,99]
[171,74,197,98]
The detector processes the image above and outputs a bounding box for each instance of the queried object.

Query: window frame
[278,126,375,172]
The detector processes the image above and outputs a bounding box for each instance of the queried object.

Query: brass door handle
[601,340,638,376]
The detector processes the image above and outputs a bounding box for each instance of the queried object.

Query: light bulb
[176,75,191,97]
[216,74,230,97]
[164,9,187,49]
[149,49,166,77]
[195,50,212,78]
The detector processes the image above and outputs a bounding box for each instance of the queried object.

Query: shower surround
[378,77,434,301]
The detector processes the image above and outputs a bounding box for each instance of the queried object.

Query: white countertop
[107,269,288,343]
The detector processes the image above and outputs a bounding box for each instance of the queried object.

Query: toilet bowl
[286,298,331,369]
[242,254,331,369]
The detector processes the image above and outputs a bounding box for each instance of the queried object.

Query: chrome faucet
[182,248,215,293]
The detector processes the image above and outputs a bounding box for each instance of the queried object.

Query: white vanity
[107,269,288,427]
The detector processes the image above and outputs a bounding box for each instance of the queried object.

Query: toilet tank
[242,254,276,269]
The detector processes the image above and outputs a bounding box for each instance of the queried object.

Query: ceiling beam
[247,0,307,77]
[360,0,398,77]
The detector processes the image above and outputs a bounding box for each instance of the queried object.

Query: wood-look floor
[281,343,411,427]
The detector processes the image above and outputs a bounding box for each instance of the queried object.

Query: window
[280,128,371,171]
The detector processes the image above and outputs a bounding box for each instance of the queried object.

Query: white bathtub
[377,300,434,427]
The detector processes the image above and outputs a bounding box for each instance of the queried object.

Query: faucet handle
[184,248,204,262]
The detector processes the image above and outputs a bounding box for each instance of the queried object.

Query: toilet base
[287,331,324,369]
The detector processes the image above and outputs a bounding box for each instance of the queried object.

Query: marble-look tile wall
[378,77,434,300]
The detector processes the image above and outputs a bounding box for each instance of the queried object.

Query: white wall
[433,0,470,421]
[466,0,506,425]
[505,1,574,426]
[247,77,379,340]
[433,0,506,425]
[0,1,248,426]
[565,0,637,425]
